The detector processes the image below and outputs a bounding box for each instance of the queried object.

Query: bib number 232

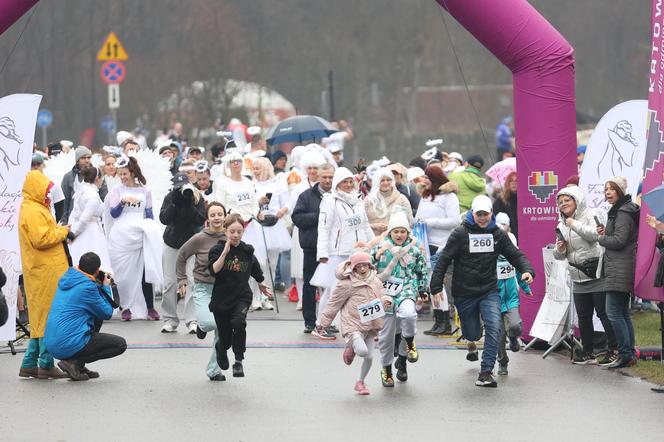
[469,234,494,253]
[358,299,385,323]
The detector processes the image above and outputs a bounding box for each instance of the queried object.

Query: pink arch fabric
[0,0,38,37]
[435,0,577,336]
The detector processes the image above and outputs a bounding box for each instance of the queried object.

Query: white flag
[579,100,647,212]
[0,93,42,340]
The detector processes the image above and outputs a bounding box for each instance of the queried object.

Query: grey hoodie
[176,228,226,285]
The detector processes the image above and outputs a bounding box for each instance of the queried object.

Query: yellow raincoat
[18,170,70,338]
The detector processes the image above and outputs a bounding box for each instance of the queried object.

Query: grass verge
[627,311,664,385]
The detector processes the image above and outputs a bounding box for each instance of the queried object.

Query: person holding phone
[553,185,617,365]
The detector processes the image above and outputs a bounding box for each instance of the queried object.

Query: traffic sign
[36,109,53,128]
[108,84,120,109]
[100,115,116,134]
[100,61,126,85]
[96,32,128,61]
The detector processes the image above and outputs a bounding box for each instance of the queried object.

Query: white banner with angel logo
[579,100,647,212]
[0,94,42,340]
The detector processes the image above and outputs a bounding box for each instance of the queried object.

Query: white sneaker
[187,322,197,334]
[249,301,263,312]
[161,323,177,333]
[261,300,275,310]
[296,300,303,311]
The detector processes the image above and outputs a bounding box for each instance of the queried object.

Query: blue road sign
[100,115,116,134]
[37,109,53,128]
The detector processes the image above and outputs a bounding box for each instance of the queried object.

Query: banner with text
[0,94,42,340]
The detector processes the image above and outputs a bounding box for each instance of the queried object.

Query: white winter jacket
[316,194,374,261]
[552,186,605,282]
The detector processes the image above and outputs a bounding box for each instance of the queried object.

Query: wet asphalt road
[1,300,663,442]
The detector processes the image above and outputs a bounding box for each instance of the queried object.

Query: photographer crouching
[44,252,127,381]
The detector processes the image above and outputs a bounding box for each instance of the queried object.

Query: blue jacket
[497,254,532,313]
[44,268,114,359]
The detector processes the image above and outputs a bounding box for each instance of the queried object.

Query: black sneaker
[394,356,408,382]
[209,373,226,381]
[597,351,619,366]
[509,337,520,352]
[466,342,479,362]
[196,325,207,340]
[216,347,230,370]
[572,351,597,365]
[79,366,100,379]
[497,364,508,376]
[327,325,340,334]
[232,362,245,377]
[606,356,636,369]
[303,324,315,334]
[475,371,497,387]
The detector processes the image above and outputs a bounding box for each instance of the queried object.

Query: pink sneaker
[147,308,160,321]
[343,346,355,365]
[354,380,370,395]
[121,309,132,321]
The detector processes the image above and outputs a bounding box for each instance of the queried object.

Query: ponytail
[128,157,147,185]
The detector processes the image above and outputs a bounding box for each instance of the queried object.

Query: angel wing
[43,150,75,187]
[129,149,173,224]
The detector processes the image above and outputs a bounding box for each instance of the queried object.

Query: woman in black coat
[492,172,518,238]
[597,177,639,369]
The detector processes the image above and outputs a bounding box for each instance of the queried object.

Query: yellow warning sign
[96,32,128,61]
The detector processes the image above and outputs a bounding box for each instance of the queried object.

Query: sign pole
[42,125,47,148]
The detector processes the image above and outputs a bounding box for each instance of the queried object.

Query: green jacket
[371,236,428,313]
[449,167,486,212]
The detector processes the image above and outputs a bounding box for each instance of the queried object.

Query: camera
[181,183,196,199]
[96,270,120,309]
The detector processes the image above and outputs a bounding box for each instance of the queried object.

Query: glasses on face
[557,199,572,207]
[355,263,370,269]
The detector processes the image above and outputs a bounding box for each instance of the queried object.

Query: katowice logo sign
[528,171,558,203]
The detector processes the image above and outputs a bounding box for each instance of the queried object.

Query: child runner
[208,214,273,378]
[318,252,391,395]
[176,202,227,381]
[494,213,532,376]
[371,212,428,387]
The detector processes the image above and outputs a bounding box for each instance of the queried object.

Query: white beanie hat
[116,130,133,146]
[407,167,425,182]
[387,211,411,233]
[607,176,628,196]
[300,151,326,169]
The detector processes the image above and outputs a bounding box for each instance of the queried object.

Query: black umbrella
[265,115,338,146]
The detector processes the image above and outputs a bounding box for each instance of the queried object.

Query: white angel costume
[106,184,163,319]
[68,182,112,271]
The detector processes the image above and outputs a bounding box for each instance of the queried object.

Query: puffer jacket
[319,260,390,338]
[552,186,604,282]
[449,166,486,212]
[430,211,535,299]
[316,169,374,260]
[598,195,639,293]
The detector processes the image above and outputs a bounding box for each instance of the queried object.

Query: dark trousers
[142,269,154,309]
[213,302,250,361]
[573,291,617,354]
[302,249,318,328]
[72,332,127,364]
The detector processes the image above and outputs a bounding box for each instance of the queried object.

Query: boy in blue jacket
[495,213,532,376]
[44,252,127,381]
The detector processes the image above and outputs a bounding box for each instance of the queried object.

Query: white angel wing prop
[129,149,173,224]
[43,150,75,187]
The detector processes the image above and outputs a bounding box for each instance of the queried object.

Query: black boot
[394,333,402,357]
[439,310,453,335]
[394,355,408,382]
[424,310,443,335]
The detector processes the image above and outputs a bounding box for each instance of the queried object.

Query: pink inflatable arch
[437,0,577,336]
[1,0,578,336]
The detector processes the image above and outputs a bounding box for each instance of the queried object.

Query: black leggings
[142,269,154,309]
[213,302,250,361]
[574,291,617,353]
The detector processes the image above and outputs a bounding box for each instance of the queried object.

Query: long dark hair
[422,165,449,200]
[127,157,147,185]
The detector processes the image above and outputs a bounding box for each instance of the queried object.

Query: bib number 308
[358,298,385,323]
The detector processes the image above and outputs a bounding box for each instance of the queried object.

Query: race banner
[634,2,664,303]
[579,100,648,212]
[0,93,42,340]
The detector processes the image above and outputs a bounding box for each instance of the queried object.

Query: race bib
[357,298,385,323]
[121,194,143,211]
[344,214,363,231]
[234,191,252,206]
[469,233,494,253]
[497,262,516,280]
[382,277,404,297]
